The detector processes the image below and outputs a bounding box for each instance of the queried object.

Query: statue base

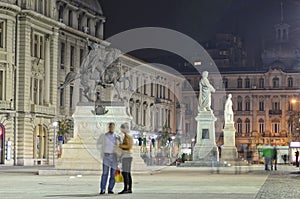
[221,123,238,162]
[56,104,147,172]
[181,111,219,167]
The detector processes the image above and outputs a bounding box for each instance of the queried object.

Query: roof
[71,0,103,15]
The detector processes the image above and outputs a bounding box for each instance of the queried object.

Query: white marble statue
[199,71,216,111]
[224,94,234,124]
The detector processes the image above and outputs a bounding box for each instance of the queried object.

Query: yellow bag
[115,167,123,183]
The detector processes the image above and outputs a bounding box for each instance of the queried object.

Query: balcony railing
[31,104,55,115]
[269,110,282,115]
[0,100,12,109]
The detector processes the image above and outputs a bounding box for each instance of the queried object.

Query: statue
[224,94,234,124]
[59,40,131,103]
[198,71,215,111]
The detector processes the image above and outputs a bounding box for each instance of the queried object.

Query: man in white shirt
[99,122,118,195]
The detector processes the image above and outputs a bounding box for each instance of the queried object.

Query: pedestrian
[118,123,133,194]
[263,146,273,171]
[272,146,277,171]
[295,150,299,167]
[98,122,119,195]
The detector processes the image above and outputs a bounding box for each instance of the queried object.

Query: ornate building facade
[0,0,184,166]
[182,8,300,159]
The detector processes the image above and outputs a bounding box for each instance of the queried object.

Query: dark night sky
[99,0,300,66]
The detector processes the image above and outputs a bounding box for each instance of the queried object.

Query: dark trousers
[121,157,133,191]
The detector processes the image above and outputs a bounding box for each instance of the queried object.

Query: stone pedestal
[56,104,147,172]
[221,123,238,161]
[181,111,219,167]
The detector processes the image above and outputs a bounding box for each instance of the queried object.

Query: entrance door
[0,125,4,164]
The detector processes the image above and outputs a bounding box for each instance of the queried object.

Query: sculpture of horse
[59,42,131,102]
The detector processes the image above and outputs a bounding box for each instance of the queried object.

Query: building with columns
[0,0,184,166]
[181,6,300,159]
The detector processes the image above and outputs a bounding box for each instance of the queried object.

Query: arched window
[245,118,250,135]
[245,96,250,111]
[237,96,243,111]
[237,118,242,135]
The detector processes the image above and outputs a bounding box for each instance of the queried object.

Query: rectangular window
[60,42,65,69]
[237,79,242,88]
[0,70,3,100]
[259,123,264,135]
[34,79,38,104]
[259,78,264,88]
[68,10,73,27]
[245,79,250,88]
[259,101,264,111]
[79,48,84,66]
[273,102,280,110]
[136,77,139,93]
[39,36,44,59]
[0,21,4,48]
[238,123,242,134]
[33,35,38,57]
[160,85,163,98]
[245,102,250,111]
[151,83,154,97]
[237,101,242,111]
[144,80,147,95]
[135,108,139,124]
[143,109,146,126]
[39,79,43,105]
[70,45,75,71]
[168,89,170,99]
[70,85,73,108]
[60,85,64,107]
[272,123,280,133]
[246,122,250,134]
[156,84,159,97]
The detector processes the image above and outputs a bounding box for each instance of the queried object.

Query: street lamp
[52,121,59,166]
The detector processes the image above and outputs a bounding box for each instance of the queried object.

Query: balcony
[269,110,282,115]
[31,104,55,115]
[0,100,12,109]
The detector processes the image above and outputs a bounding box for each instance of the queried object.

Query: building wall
[0,0,185,165]
[183,68,300,158]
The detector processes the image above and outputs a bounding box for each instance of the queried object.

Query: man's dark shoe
[118,190,132,194]
[99,191,105,195]
[108,191,114,194]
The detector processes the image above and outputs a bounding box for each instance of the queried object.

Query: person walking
[295,150,299,167]
[272,146,277,171]
[263,146,273,171]
[98,122,119,195]
[118,123,133,194]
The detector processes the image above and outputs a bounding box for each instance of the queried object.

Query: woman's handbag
[115,167,123,183]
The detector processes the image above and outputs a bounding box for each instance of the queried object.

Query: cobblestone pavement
[2,165,300,199]
[256,169,300,199]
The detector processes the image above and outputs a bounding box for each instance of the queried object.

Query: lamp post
[52,121,58,166]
